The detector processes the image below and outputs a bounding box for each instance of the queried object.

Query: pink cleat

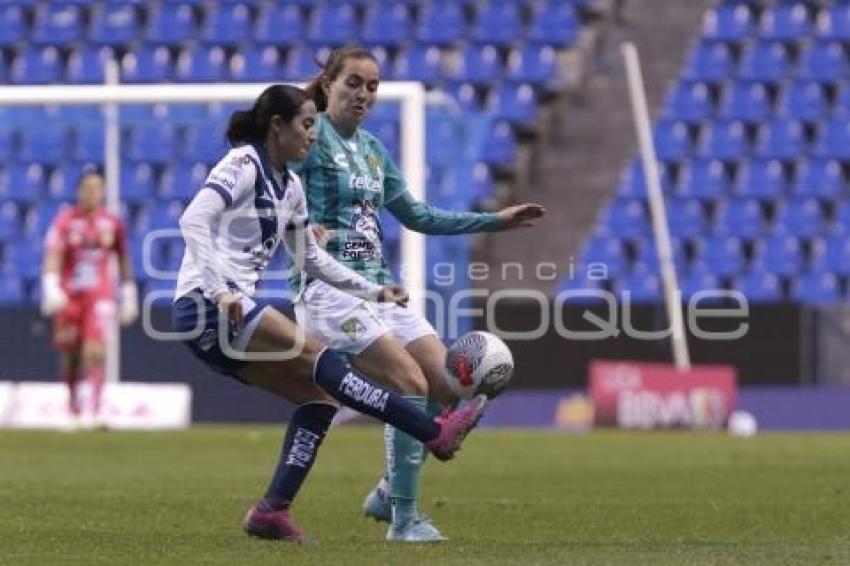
[242,504,313,544]
[425,394,488,461]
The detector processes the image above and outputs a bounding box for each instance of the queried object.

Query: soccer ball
[445,331,514,399]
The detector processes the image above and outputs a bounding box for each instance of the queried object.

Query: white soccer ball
[727,410,758,437]
[445,331,514,400]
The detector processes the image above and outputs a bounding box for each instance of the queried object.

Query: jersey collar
[252,143,291,199]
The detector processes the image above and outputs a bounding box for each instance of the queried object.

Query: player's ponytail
[225,84,309,146]
[305,45,378,112]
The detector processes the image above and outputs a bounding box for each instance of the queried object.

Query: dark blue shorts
[171,289,296,380]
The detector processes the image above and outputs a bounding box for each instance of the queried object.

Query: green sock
[386,395,426,526]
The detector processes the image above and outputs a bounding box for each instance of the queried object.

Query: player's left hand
[120,281,139,326]
[377,285,409,307]
[497,203,546,230]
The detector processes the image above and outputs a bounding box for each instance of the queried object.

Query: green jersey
[290,112,503,288]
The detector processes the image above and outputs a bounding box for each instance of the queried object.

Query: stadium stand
[0,0,601,307]
[572,0,850,304]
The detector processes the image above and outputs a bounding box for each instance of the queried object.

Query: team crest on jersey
[340,317,366,339]
[367,154,382,173]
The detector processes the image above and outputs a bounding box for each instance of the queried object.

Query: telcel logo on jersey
[348,174,382,192]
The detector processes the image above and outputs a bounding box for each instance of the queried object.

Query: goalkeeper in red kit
[40,169,138,428]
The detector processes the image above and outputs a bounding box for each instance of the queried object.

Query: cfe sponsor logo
[339,372,389,412]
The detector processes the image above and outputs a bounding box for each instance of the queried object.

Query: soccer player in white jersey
[292,46,546,541]
[171,84,487,543]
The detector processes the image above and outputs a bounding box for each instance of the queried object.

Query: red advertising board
[589,360,737,429]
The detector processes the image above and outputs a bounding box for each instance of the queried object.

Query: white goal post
[0,69,428,382]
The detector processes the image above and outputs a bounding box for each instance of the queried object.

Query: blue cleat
[386,516,448,543]
[362,477,392,523]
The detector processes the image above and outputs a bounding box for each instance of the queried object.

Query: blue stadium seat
[811,234,850,275]
[832,81,850,117]
[367,46,393,79]
[24,202,65,238]
[416,2,465,45]
[775,80,828,120]
[369,119,400,159]
[580,236,627,275]
[88,4,139,47]
[10,46,63,84]
[67,46,112,84]
[735,158,788,199]
[663,81,714,122]
[0,5,27,46]
[9,237,44,279]
[527,2,579,46]
[440,81,480,112]
[18,126,67,166]
[425,113,461,170]
[677,159,731,200]
[759,3,812,42]
[166,103,210,126]
[830,201,850,235]
[713,198,765,238]
[654,120,693,161]
[683,40,735,82]
[448,45,502,85]
[479,120,517,167]
[0,202,20,242]
[362,3,410,47]
[46,163,84,203]
[230,46,281,82]
[392,45,442,83]
[694,235,745,277]
[697,120,750,160]
[718,81,772,121]
[751,235,804,276]
[702,4,756,41]
[134,201,185,235]
[32,4,83,46]
[282,45,321,80]
[0,274,24,305]
[559,266,607,300]
[816,4,850,42]
[737,41,790,82]
[175,46,228,82]
[599,199,648,239]
[255,4,305,45]
[791,271,840,304]
[813,117,850,159]
[733,271,784,302]
[308,3,358,46]
[616,159,674,200]
[121,162,157,205]
[754,118,806,159]
[486,83,538,125]
[680,269,723,302]
[0,127,12,163]
[666,198,708,238]
[145,3,198,46]
[124,124,178,165]
[796,40,848,82]
[121,46,174,83]
[616,264,662,303]
[159,162,208,201]
[471,3,521,45]
[633,236,686,270]
[3,163,47,204]
[202,3,253,46]
[772,197,824,237]
[791,158,846,199]
[181,124,228,164]
[506,44,558,87]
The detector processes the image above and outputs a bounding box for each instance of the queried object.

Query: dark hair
[225,84,309,146]
[305,45,378,112]
[75,165,103,189]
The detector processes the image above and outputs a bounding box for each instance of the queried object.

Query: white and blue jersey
[172,142,383,377]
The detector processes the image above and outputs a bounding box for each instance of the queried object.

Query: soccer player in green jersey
[291,46,545,542]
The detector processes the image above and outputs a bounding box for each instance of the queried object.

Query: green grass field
[1,427,848,566]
